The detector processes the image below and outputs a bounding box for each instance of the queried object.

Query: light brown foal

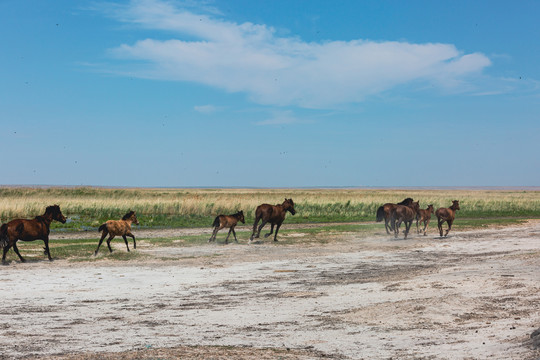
[435,200,460,237]
[416,204,434,236]
[94,210,139,255]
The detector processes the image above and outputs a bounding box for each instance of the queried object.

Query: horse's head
[47,204,67,223]
[123,210,139,225]
[411,201,420,213]
[427,204,434,213]
[451,200,460,211]
[283,198,296,215]
[237,210,245,224]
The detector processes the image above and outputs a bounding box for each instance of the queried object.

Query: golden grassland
[1,187,539,229]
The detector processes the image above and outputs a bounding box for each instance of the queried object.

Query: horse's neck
[123,219,133,226]
[36,215,53,228]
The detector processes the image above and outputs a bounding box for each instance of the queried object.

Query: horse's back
[435,208,452,220]
[255,204,273,217]
[4,219,44,241]
[104,219,130,235]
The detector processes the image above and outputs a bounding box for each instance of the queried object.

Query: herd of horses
[0,197,459,264]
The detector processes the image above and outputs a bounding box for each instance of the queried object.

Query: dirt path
[1,222,539,359]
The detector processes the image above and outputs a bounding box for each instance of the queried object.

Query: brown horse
[435,200,460,237]
[376,198,414,234]
[209,210,245,244]
[416,204,434,236]
[391,201,419,239]
[94,211,139,255]
[249,198,296,242]
[0,205,67,264]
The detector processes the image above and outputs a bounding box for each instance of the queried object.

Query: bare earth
[1,222,539,359]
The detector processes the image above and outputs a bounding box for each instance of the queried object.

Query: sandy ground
[1,222,539,359]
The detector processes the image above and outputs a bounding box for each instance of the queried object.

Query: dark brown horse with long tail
[376,198,414,234]
[250,199,296,242]
[0,205,67,264]
[416,204,434,236]
[391,201,419,239]
[435,200,460,237]
[209,210,245,244]
[94,211,139,255]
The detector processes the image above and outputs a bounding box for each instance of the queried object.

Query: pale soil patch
[1,222,539,359]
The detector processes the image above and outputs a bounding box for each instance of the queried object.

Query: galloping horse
[376,198,414,234]
[391,201,420,239]
[94,211,139,255]
[0,205,67,264]
[249,199,296,242]
[435,200,460,237]
[209,210,245,244]
[416,204,434,236]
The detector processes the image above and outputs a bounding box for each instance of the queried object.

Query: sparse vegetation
[0,187,539,231]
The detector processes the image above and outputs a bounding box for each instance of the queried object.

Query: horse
[0,205,67,264]
[435,200,460,237]
[249,198,296,242]
[376,198,414,234]
[94,210,139,255]
[391,201,420,239]
[209,210,245,244]
[416,204,434,236]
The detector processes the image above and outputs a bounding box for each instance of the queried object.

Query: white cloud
[255,110,304,126]
[103,0,492,108]
[194,104,219,113]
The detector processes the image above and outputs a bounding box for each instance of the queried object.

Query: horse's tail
[375,206,385,222]
[212,216,220,228]
[98,223,107,232]
[0,224,8,248]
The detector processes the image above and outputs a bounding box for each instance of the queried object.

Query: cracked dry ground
[1,222,539,359]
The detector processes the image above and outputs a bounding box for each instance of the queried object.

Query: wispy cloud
[194,104,220,114]
[255,110,305,126]
[100,0,492,108]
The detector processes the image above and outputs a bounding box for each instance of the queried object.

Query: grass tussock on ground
[0,187,539,230]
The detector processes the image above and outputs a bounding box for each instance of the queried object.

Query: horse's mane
[45,205,61,214]
[398,198,414,205]
[122,211,135,220]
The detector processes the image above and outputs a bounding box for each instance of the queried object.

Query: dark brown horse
[376,198,414,234]
[416,204,434,236]
[0,205,67,264]
[435,200,460,237]
[209,210,245,244]
[94,211,139,255]
[391,201,419,239]
[249,198,296,242]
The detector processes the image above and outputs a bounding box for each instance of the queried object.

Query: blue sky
[1,0,539,187]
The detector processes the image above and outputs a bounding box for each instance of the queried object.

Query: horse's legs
[106,235,115,253]
[95,231,108,255]
[127,232,136,249]
[209,226,219,242]
[231,227,238,243]
[416,218,420,234]
[445,220,453,237]
[394,219,401,238]
[404,220,411,239]
[423,219,430,236]
[273,222,282,242]
[2,245,11,264]
[122,235,130,252]
[225,227,233,244]
[43,238,52,261]
[256,220,267,239]
[250,217,261,241]
[384,217,391,234]
[264,223,274,238]
[12,242,26,262]
[437,218,444,237]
